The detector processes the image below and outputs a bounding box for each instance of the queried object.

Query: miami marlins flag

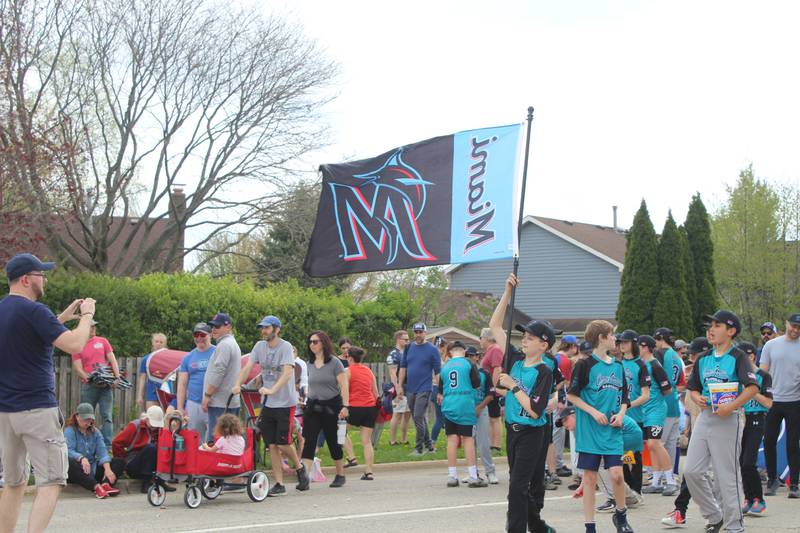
[303,124,523,277]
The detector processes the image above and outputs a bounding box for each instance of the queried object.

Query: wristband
[511,386,521,395]
[204,392,212,398]
[81,312,94,317]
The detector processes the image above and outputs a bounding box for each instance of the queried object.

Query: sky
[268,0,800,232]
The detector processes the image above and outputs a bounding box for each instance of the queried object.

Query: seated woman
[201,414,245,455]
[64,403,121,498]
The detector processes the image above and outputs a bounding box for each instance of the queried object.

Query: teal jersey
[657,348,684,417]
[568,354,629,455]
[621,357,650,424]
[441,357,477,425]
[687,346,758,402]
[473,368,490,407]
[744,368,773,414]
[622,416,643,453]
[504,359,552,428]
[542,353,564,394]
[642,359,670,426]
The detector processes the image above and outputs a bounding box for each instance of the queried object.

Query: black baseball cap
[616,329,638,342]
[687,336,711,354]
[703,310,741,335]
[208,312,232,327]
[193,322,212,334]
[737,341,757,355]
[653,327,673,341]
[515,320,557,349]
[465,345,478,357]
[412,322,427,332]
[5,253,56,282]
[637,335,656,350]
[449,340,466,351]
[788,314,800,325]
[760,321,778,333]
[579,340,592,353]
[560,406,575,419]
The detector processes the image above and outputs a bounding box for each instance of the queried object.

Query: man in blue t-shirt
[398,322,441,455]
[136,332,169,410]
[177,323,215,436]
[0,253,97,533]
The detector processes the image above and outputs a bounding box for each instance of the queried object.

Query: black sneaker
[528,514,557,533]
[765,478,780,496]
[568,476,582,490]
[789,485,799,499]
[612,509,633,533]
[556,466,572,477]
[596,498,616,513]
[329,474,346,488]
[296,465,310,491]
[704,520,722,533]
[267,483,286,497]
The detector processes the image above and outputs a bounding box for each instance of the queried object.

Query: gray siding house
[446,216,627,334]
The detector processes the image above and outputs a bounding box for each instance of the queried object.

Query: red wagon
[146,348,188,411]
[146,416,270,508]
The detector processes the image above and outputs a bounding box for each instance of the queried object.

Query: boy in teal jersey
[438,340,484,488]
[617,330,649,498]
[685,310,758,533]
[467,345,496,484]
[737,341,773,515]
[654,327,685,479]
[636,335,677,495]
[567,320,633,533]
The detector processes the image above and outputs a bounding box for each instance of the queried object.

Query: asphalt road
[12,462,800,532]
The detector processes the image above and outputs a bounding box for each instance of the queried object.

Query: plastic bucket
[708,382,738,412]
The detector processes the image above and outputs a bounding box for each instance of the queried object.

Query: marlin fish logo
[329,149,437,265]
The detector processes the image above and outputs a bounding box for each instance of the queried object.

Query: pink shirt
[71,336,114,377]
[215,435,245,456]
[480,344,504,378]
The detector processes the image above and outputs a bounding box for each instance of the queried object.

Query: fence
[55,357,395,433]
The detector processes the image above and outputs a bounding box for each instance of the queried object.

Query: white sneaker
[487,472,499,484]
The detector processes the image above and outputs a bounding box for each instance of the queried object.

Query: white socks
[652,471,664,486]
[469,465,478,479]
[448,467,457,478]
[664,470,675,484]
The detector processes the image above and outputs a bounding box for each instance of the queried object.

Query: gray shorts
[392,396,410,414]
[0,407,68,487]
[185,400,209,437]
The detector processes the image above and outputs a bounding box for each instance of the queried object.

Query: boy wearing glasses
[177,323,215,437]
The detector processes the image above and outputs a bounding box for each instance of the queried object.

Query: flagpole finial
[527,106,534,118]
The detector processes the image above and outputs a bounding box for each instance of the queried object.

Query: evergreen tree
[616,200,659,334]
[653,212,693,339]
[678,225,697,335]
[684,193,717,334]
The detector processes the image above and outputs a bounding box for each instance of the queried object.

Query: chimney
[612,206,618,231]
[170,185,186,219]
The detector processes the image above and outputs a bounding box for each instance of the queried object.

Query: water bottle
[175,434,185,452]
[337,419,347,445]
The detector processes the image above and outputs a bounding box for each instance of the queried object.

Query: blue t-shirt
[400,341,441,394]
[744,368,772,414]
[569,354,629,456]
[139,354,160,402]
[622,416,644,452]
[504,359,552,428]
[0,295,68,412]
[180,346,215,403]
[687,346,757,401]
[642,359,671,426]
[441,357,478,425]
[658,347,684,417]
[621,357,650,424]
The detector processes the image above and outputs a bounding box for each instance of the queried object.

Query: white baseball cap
[146,405,165,428]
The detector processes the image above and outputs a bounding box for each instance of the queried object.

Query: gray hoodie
[203,333,242,408]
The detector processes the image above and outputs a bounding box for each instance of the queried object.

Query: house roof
[445,215,627,275]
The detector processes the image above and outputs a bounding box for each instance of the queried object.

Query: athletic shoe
[741,499,752,514]
[94,484,109,499]
[408,449,425,457]
[487,472,499,485]
[530,517,558,533]
[660,510,686,528]
[267,483,286,497]
[642,484,664,494]
[545,475,558,490]
[447,476,459,487]
[100,482,120,496]
[467,476,488,488]
[789,485,800,498]
[556,465,573,477]
[765,478,780,496]
[296,465,310,491]
[748,498,766,515]
[551,475,562,485]
[626,493,644,508]
[703,520,722,533]
[662,483,679,496]
[426,447,437,454]
[612,509,634,533]
[596,498,616,512]
[568,477,582,490]
[329,474,346,488]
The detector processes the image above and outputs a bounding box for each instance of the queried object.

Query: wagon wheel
[184,484,202,509]
[247,471,270,502]
[147,484,167,507]
[200,478,223,500]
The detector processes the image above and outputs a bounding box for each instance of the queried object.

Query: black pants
[66,459,122,492]
[674,477,691,514]
[302,403,343,461]
[741,413,766,501]
[110,443,158,480]
[506,423,547,533]
[623,451,643,494]
[764,400,800,485]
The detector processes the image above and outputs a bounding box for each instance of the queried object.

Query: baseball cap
[76,403,96,421]
[737,341,757,355]
[687,336,711,354]
[449,340,466,351]
[412,322,427,332]
[193,322,212,334]
[5,253,56,281]
[760,321,778,333]
[637,335,656,350]
[146,405,165,428]
[653,327,673,341]
[465,345,479,357]
[616,329,638,342]
[515,320,557,349]
[579,340,592,353]
[560,405,576,419]
[208,312,232,327]
[257,315,281,329]
[562,335,578,344]
[703,310,741,335]
[788,314,800,325]
[674,339,687,350]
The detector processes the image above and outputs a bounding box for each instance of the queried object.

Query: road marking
[177,495,577,533]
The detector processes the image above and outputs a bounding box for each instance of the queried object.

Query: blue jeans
[206,406,240,443]
[80,383,113,447]
[431,396,444,442]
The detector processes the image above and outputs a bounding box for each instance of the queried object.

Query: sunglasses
[193,332,208,338]
[308,339,321,345]
[413,330,424,333]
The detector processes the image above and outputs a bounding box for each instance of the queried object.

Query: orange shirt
[348,363,377,407]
